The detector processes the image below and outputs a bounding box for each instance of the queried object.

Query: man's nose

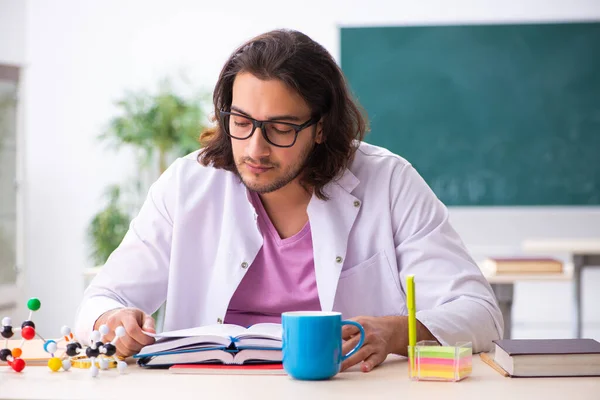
[246,126,270,160]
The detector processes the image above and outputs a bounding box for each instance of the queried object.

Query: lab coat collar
[308,168,361,311]
[330,167,360,195]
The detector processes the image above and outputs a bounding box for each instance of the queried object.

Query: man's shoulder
[162,150,236,187]
[177,150,231,176]
[350,141,412,174]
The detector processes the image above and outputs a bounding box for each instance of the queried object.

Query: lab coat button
[353,200,361,207]
[241,261,249,269]
[335,256,343,264]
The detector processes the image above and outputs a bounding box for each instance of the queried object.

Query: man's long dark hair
[198,29,368,200]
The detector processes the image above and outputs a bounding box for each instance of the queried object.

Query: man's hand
[340,315,437,373]
[340,316,404,373]
[93,307,156,357]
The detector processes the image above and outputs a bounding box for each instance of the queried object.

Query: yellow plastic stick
[407,274,416,374]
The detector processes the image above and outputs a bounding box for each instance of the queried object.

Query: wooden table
[1,355,598,400]
[523,238,600,338]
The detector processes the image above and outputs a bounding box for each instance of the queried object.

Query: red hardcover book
[169,363,286,375]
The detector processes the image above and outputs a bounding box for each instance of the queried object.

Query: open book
[137,348,283,367]
[134,323,282,367]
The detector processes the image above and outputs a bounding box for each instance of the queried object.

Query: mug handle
[341,320,365,361]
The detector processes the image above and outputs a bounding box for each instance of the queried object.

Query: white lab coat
[75,142,503,352]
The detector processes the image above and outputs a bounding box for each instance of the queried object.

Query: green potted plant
[87,185,132,267]
[88,78,209,266]
[100,78,210,174]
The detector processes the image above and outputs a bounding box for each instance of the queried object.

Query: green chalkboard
[341,22,600,206]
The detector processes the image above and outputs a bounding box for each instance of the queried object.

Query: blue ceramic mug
[282,311,365,380]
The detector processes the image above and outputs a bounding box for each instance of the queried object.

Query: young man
[75,29,503,373]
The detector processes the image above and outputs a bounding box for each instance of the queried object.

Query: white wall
[0,0,26,65]
[22,0,600,337]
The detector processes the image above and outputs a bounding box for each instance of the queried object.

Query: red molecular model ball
[21,326,35,340]
[10,358,25,372]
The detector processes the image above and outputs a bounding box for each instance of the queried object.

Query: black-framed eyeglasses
[220,110,319,148]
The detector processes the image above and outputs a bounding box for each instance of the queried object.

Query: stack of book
[134,323,283,374]
[481,257,563,275]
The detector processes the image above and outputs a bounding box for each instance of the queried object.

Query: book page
[235,338,282,349]
[233,349,282,364]
[149,324,248,339]
[236,323,282,340]
[138,338,228,357]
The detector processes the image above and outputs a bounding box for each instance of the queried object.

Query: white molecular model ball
[91,330,101,342]
[98,358,109,370]
[117,361,127,373]
[99,325,110,336]
[60,326,71,336]
[62,359,71,371]
[115,326,126,338]
[46,341,58,354]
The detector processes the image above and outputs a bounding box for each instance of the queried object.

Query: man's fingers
[94,308,155,357]
[123,313,155,347]
[360,350,387,372]
[99,310,121,340]
[340,344,375,372]
[142,314,156,333]
[342,334,361,355]
[101,331,115,344]
[111,316,151,357]
[342,320,362,340]
[117,333,144,353]
[116,340,138,358]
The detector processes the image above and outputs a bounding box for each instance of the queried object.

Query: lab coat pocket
[334,250,405,318]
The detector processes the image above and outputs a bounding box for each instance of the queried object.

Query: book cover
[169,363,285,375]
[494,339,600,356]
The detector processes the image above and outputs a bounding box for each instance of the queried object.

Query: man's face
[230,72,320,194]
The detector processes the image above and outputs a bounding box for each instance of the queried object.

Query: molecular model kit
[1,298,42,372]
[43,324,128,377]
[2,297,128,377]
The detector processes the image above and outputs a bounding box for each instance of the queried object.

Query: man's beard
[235,141,314,194]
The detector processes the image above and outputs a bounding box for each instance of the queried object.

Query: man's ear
[315,120,324,144]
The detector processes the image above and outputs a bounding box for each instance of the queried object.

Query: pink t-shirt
[224,191,321,327]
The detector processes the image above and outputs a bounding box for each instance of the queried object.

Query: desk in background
[523,238,600,338]
[480,266,573,340]
[1,355,599,400]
